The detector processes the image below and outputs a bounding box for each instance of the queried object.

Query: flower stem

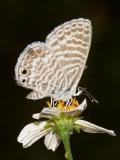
[61,133,73,160]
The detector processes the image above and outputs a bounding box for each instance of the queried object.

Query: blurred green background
[0,0,120,160]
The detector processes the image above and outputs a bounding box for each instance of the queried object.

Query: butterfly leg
[66,98,73,106]
[50,97,56,107]
[66,99,70,106]
[52,99,58,107]
[50,97,53,107]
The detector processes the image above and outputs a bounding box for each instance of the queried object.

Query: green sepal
[74,125,81,133]
[53,112,75,136]
[44,120,54,129]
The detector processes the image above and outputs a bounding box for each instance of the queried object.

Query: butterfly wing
[46,18,92,91]
[15,42,67,100]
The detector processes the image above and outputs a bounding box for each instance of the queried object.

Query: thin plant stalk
[61,133,73,160]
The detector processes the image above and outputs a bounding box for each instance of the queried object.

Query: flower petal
[22,129,49,148]
[33,107,60,120]
[64,99,87,116]
[32,99,87,119]
[75,119,116,136]
[32,113,41,119]
[77,98,87,112]
[44,131,61,151]
[17,121,51,148]
[18,121,47,142]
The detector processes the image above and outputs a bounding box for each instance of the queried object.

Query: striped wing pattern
[46,18,92,91]
[15,18,92,100]
[15,42,67,99]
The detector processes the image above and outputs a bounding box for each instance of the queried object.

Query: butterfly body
[15,18,92,101]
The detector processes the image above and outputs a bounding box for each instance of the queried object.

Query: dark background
[0,0,120,160]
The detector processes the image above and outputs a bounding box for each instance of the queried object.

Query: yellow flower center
[47,98,80,111]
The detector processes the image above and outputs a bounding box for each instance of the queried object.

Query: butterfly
[15,18,92,102]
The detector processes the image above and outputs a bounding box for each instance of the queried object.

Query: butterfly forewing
[46,18,92,91]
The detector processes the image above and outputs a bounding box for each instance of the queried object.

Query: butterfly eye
[21,69,27,75]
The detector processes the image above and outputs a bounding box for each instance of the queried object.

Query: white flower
[18,99,116,151]
[74,120,115,136]
[17,121,60,151]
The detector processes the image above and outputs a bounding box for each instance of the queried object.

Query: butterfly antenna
[78,87,98,104]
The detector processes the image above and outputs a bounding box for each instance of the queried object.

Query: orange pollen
[47,98,80,111]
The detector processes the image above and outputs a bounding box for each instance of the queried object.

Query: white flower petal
[65,98,87,116]
[18,121,47,142]
[32,99,87,119]
[17,121,51,148]
[44,131,61,151]
[77,98,87,112]
[32,107,60,120]
[39,107,60,118]
[22,129,49,148]
[32,113,41,119]
[75,119,116,136]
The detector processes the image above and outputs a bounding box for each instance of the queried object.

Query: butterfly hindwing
[15,42,67,100]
